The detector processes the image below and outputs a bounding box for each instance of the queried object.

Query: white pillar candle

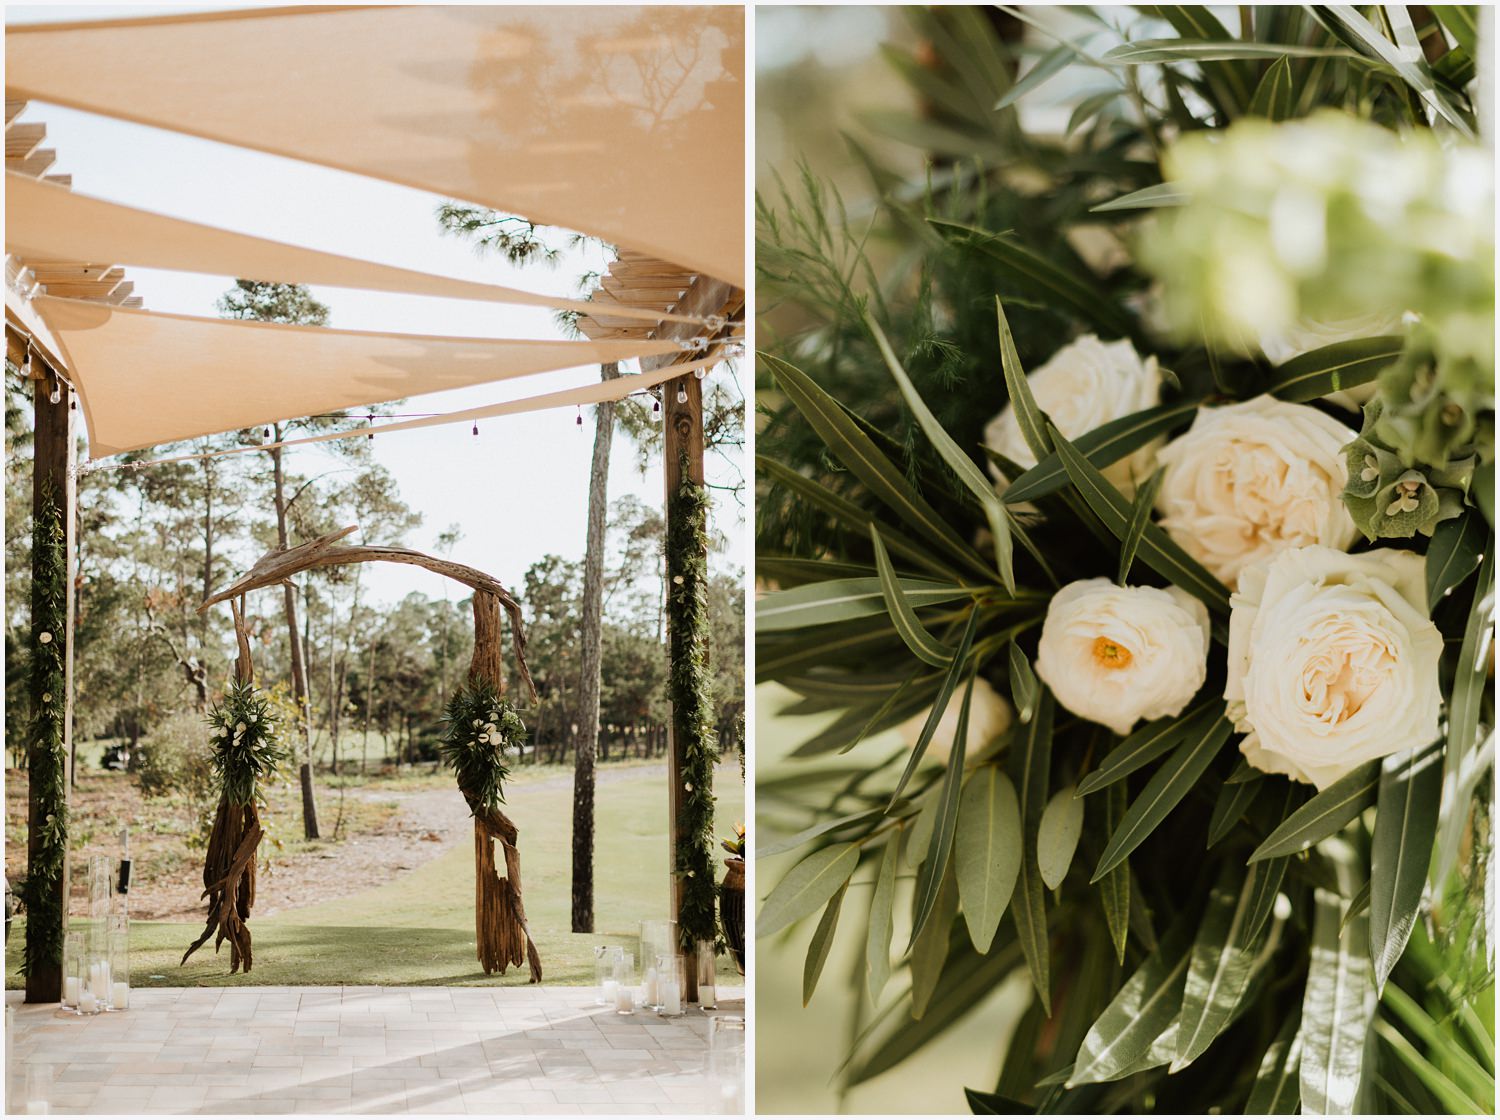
[643,966,659,1006]
[662,978,682,1016]
[111,982,129,1010]
[613,983,634,1013]
[78,991,96,1014]
[62,976,79,1005]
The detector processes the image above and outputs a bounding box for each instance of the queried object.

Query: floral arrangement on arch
[755,6,1492,1114]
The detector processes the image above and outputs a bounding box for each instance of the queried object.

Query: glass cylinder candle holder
[694,940,719,1009]
[19,1062,55,1115]
[611,955,636,1014]
[654,953,685,1018]
[594,945,624,1006]
[60,930,84,1014]
[706,1014,746,1114]
[86,855,113,920]
[106,914,129,1011]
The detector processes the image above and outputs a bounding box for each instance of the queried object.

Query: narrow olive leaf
[1008,641,1038,723]
[963,1088,1032,1114]
[1068,914,1195,1085]
[911,674,973,946]
[1375,1019,1488,1115]
[889,610,980,809]
[955,766,1021,953]
[994,43,1073,108]
[1173,864,1267,1070]
[1207,774,1263,846]
[1225,757,1258,784]
[1249,760,1381,861]
[1100,782,1130,964]
[839,668,922,756]
[765,354,993,578]
[1380,983,1496,1108]
[1369,741,1444,993]
[1104,38,1354,62]
[907,786,940,870]
[758,843,860,938]
[871,528,957,668]
[1050,424,1231,617]
[866,316,1017,593]
[1432,5,1478,55]
[1247,55,1295,119]
[1089,180,1188,213]
[757,807,885,858]
[1066,88,1123,137]
[1011,687,1056,1013]
[803,882,849,1007]
[757,576,971,632]
[1118,466,1166,585]
[1241,847,1291,947]
[1002,401,1198,505]
[1038,786,1085,890]
[995,295,1053,462]
[1091,714,1233,882]
[1266,336,1405,402]
[865,837,899,1002]
[1424,509,1485,611]
[1076,698,1219,796]
[1301,886,1377,1116]
[1444,549,1494,783]
[1245,1008,1303,1113]
[910,864,960,1020]
[1339,879,1371,940]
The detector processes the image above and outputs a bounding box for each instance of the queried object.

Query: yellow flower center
[1092,636,1133,670]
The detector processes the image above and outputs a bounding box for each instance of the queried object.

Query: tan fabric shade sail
[35,294,685,457]
[6,5,745,285]
[5,172,704,326]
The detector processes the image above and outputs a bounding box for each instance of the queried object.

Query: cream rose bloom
[1034,579,1211,737]
[985,335,1162,496]
[897,676,1013,763]
[1259,310,1408,411]
[1226,546,1442,789]
[1155,396,1358,589]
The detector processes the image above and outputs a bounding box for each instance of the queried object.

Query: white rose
[1259,310,1408,411]
[1034,579,1210,737]
[1155,396,1358,589]
[985,335,1162,497]
[1226,546,1442,789]
[896,676,1013,763]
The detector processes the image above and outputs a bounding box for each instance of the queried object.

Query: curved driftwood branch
[200,525,537,702]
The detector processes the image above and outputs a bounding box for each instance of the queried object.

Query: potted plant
[718,822,745,975]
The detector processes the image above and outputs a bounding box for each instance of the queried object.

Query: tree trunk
[270,434,319,840]
[570,364,619,934]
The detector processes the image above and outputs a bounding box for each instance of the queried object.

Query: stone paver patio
[7,985,746,1115]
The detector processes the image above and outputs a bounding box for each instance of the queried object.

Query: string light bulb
[676,386,688,404]
[368,412,375,440]
[48,380,61,405]
[472,423,479,437]
[261,427,271,444]
[694,367,707,380]
[652,398,661,420]
[576,407,583,428]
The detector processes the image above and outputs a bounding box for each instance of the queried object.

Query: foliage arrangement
[668,463,723,954]
[18,476,67,983]
[755,6,1493,1114]
[205,682,287,808]
[722,820,747,858]
[437,679,524,814]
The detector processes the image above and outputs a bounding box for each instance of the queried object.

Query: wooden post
[24,348,74,1004]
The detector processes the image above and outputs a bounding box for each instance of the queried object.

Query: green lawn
[8,761,744,989]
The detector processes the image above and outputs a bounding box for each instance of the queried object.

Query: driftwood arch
[201,525,544,982]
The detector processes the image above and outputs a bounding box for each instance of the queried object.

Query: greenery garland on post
[666,462,721,964]
[182,601,285,973]
[20,476,69,992]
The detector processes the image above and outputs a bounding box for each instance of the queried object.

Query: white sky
[7,4,746,607]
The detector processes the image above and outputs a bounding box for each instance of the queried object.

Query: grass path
[8,761,744,989]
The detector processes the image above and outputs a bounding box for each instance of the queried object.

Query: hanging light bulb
[367,412,375,441]
[472,423,479,437]
[676,386,688,404]
[576,407,583,428]
[48,379,61,405]
[652,398,662,420]
[694,367,707,380]
[262,427,271,444]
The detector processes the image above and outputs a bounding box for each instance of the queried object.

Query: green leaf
[1069,914,1194,1085]
[1424,509,1486,611]
[764,354,993,578]
[1077,698,1220,796]
[1250,760,1380,861]
[1380,983,1495,1108]
[866,837,899,1002]
[1066,88,1124,137]
[1245,1008,1303,1113]
[803,881,849,1006]
[1038,786,1084,890]
[1050,424,1231,617]
[1369,741,1444,993]
[911,674,972,945]
[1301,886,1377,1116]
[839,667,924,755]
[994,295,1053,462]
[1339,879,1372,939]
[1100,782,1130,964]
[758,842,860,938]
[1002,401,1200,506]
[872,528,957,667]
[1443,548,1494,790]
[995,43,1074,108]
[1375,1018,1486,1115]
[1011,687,1055,1013]
[889,610,981,808]
[1431,5,1478,55]
[1241,836,1292,946]
[757,576,972,632]
[1104,39,1354,62]
[955,765,1022,954]
[1207,773,1263,846]
[964,1088,1033,1114]
[1266,336,1405,402]
[1008,641,1038,723]
[1173,863,1270,1070]
[1118,467,1166,584]
[866,313,1015,592]
[1248,55,1296,119]
[1092,713,1234,882]
[757,807,885,858]
[1089,181,1188,213]
[911,863,960,1019]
